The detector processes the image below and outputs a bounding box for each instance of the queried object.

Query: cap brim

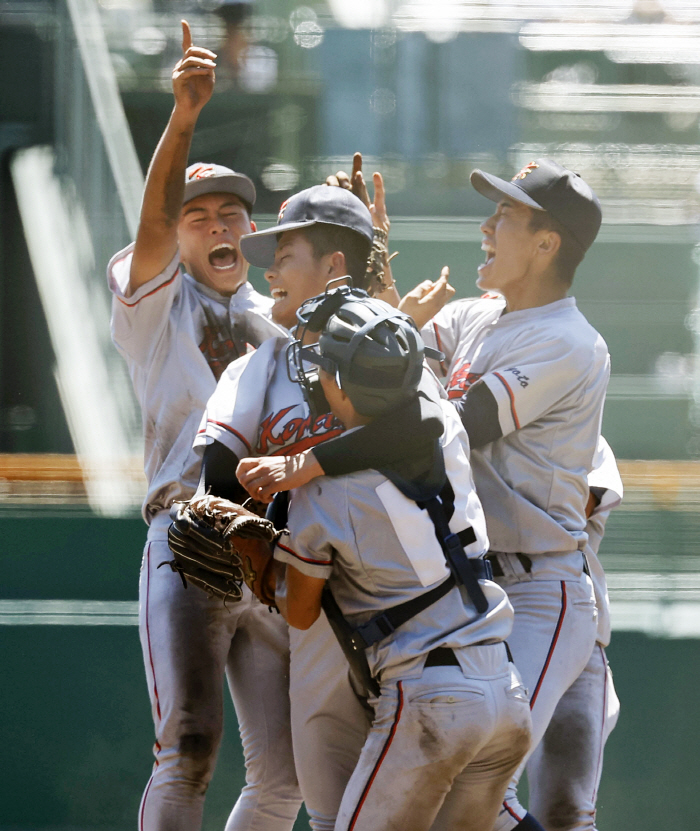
[470,169,545,211]
[240,219,324,268]
[184,173,256,210]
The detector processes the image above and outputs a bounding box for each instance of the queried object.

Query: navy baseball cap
[470,159,602,253]
[240,185,374,269]
[184,163,256,211]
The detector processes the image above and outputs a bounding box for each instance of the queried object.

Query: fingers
[372,171,386,214]
[326,171,352,190]
[352,152,363,179]
[179,20,216,61]
[440,265,450,281]
[181,19,192,54]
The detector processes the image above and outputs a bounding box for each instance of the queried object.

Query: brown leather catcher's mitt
[164,494,281,606]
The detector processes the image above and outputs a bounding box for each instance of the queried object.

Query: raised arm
[129,20,216,295]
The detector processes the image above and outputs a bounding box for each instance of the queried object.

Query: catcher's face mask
[287,283,367,420]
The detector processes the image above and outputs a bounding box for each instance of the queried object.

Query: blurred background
[1,0,699,828]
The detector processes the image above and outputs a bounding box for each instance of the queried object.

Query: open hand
[399,267,456,329]
[172,20,216,114]
[326,153,390,236]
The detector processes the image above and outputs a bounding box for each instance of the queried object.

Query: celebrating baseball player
[269,289,532,831]
[107,21,301,831]
[238,158,615,831]
[189,179,463,830]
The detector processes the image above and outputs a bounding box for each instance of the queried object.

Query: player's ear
[250,219,257,233]
[538,230,560,257]
[328,250,346,277]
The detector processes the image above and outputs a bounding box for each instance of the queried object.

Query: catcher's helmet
[291,289,431,417]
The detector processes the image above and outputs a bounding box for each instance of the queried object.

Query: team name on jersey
[257,405,344,456]
[447,361,484,400]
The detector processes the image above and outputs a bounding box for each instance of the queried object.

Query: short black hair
[528,210,585,286]
[300,223,372,287]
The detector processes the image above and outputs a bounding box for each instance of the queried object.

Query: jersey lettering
[504,367,530,388]
[446,361,484,400]
[257,407,342,456]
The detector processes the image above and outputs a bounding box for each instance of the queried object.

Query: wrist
[302,450,324,479]
[169,103,200,132]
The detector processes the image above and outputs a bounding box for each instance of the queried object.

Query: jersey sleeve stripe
[205,421,253,455]
[277,541,332,567]
[493,371,521,430]
[348,680,405,831]
[114,264,179,307]
[529,581,567,709]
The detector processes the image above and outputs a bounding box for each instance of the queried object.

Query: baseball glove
[164,494,282,606]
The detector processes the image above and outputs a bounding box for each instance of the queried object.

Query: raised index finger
[181,19,192,54]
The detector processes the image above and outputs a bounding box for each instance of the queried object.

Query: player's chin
[271,297,296,330]
[207,266,247,296]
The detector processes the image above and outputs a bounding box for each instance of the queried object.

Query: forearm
[129,107,197,293]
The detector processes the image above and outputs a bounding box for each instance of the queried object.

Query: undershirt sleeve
[198,439,249,504]
[313,377,444,477]
[452,381,503,449]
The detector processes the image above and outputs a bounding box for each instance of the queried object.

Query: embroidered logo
[512,162,539,181]
[447,362,483,400]
[278,199,290,222]
[199,326,240,381]
[188,164,215,181]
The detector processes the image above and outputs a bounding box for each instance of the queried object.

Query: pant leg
[526,645,620,831]
[337,649,532,831]
[224,601,302,831]
[138,534,241,831]
[493,575,598,831]
[289,613,372,831]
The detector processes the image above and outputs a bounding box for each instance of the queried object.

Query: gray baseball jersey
[108,245,301,831]
[423,294,610,572]
[108,243,273,522]
[275,401,511,683]
[193,335,345,459]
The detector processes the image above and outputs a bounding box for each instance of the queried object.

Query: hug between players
[108,20,621,831]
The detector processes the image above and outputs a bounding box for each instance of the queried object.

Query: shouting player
[107,21,300,831]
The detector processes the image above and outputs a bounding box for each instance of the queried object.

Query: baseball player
[269,291,532,831]
[527,437,622,831]
[238,159,612,831]
[107,21,300,831]
[418,158,609,831]
[193,184,384,831]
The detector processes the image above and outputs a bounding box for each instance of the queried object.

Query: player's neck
[503,276,568,313]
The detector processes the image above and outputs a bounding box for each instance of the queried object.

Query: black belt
[486,553,532,577]
[424,647,460,667]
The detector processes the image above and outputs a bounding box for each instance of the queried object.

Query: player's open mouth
[209,244,238,270]
[270,288,287,303]
[479,242,495,271]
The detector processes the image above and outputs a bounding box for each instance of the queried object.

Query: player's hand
[172,20,216,115]
[236,451,324,502]
[326,153,391,236]
[326,152,370,207]
[399,267,455,330]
